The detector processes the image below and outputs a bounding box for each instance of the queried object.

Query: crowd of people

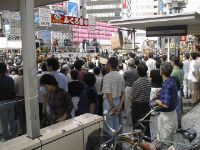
[0,50,199,144]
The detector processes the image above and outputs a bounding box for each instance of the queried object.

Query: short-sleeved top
[0,75,15,101]
[146,58,156,75]
[68,80,84,97]
[188,60,200,82]
[51,71,68,92]
[78,86,98,115]
[102,71,125,99]
[124,67,137,87]
[150,69,162,88]
[49,88,73,123]
[171,67,183,84]
[159,77,178,112]
[183,59,190,79]
[95,75,103,95]
[13,75,24,97]
[131,77,151,104]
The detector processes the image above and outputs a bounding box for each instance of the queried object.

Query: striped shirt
[102,71,125,99]
[131,77,151,103]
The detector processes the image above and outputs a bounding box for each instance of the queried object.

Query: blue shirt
[51,71,68,92]
[159,77,178,112]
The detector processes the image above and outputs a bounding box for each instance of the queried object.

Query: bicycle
[86,106,200,150]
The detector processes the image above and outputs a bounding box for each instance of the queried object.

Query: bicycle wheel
[99,136,144,150]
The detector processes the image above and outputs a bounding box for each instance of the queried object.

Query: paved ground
[123,98,200,149]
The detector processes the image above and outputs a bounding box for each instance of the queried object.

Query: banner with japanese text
[51,14,88,26]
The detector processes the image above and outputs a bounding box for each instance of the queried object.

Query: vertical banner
[68,2,78,17]
[88,15,96,31]
[122,0,127,9]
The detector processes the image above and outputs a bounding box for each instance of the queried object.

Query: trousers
[157,110,178,140]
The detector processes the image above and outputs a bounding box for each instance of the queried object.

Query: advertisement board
[51,14,88,26]
[39,8,51,26]
[122,0,127,9]
[68,2,78,17]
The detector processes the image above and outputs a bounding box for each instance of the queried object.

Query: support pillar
[131,29,136,51]
[167,37,170,62]
[20,0,40,139]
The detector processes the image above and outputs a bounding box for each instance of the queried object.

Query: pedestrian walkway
[123,99,200,144]
[182,102,200,143]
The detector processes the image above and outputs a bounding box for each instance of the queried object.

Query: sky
[184,0,200,13]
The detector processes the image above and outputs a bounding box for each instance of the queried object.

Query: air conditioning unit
[163,0,173,4]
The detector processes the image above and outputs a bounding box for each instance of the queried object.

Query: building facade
[162,0,188,14]
[85,0,132,22]
[131,0,160,18]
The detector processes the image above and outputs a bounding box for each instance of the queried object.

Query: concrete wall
[0,114,103,150]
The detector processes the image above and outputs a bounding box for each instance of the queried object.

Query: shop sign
[51,14,88,26]
[146,25,187,37]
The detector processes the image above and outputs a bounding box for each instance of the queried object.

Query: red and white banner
[51,14,88,26]
[122,0,127,9]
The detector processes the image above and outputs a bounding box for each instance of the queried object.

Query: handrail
[0,98,25,106]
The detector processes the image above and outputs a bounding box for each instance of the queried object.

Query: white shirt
[183,59,190,79]
[188,59,200,82]
[119,70,124,76]
[146,58,156,76]
[95,75,103,95]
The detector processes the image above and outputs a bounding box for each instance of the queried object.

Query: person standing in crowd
[74,59,86,81]
[52,39,59,53]
[39,74,73,125]
[171,57,183,128]
[183,53,191,99]
[88,62,95,73]
[130,62,151,137]
[118,64,124,76]
[197,53,200,101]
[102,57,125,132]
[161,55,167,63]
[149,60,162,139]
[150,60,163,100]
[47,58,68,92]
[146,52,156,76]
[155,62,178,140]
[188,53,200,103]
[37,62,48,127]
[78,72,98,115]
[93,67,103,116]
[68,70,84,117]
[60,64,71,82]
[0,61,16,141]
[123,59,137,126]
[13,68,26,135]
